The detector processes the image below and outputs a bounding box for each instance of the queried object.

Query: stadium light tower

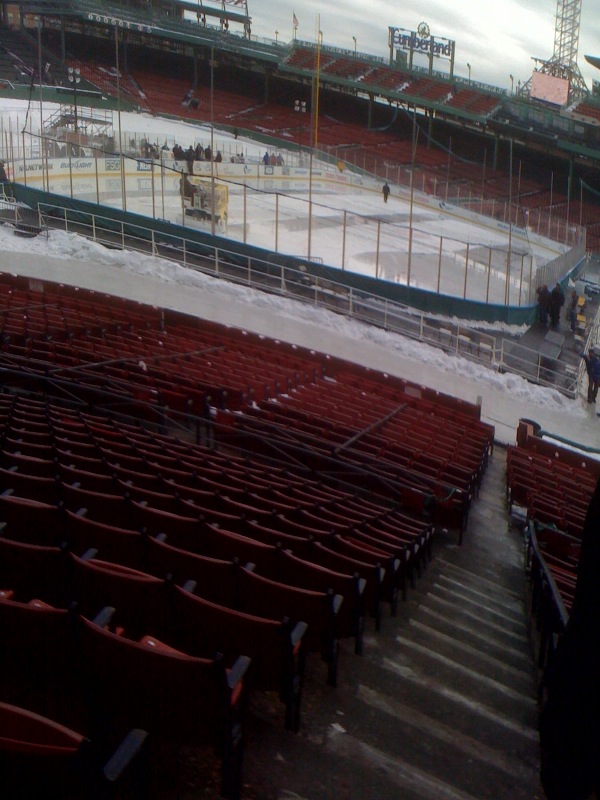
[68,67,81,131]
[524,0,588,101]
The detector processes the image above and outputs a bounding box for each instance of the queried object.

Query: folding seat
[180,497,246,532]
[60,483,132,528]
[333,532,409,594]
[108,463,163,492]
[193,523,278,573]
[57,463,118,494]
[0,596,78,723]
[65,509,145,570]
[219,493,275,521]
[98,448,148,473]
[173,581,307,731]
[0,701,148,800]
[1,450,57,479]
[361,520,423,566]
[55,449,111,475]
[5,426,53,446]
[257,549,366,655]
[187,473,248,499]
[244,490,300,515]
[2,436,54,461]
[344,523,411,558]
[237,566,342,685]
[0,493,65,546]
[129,500,201,546]
[162,480,222,509]
[0,536,70,607]
[116,479,180,513]
[309,540,391,628]
[264,512,332,542]
[243,519,313,557]
[79,608,249,800]
[146,534,239,606]
[0,466,59,505]
[69,552,171,640]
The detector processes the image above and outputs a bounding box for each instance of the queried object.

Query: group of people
[262,151,284,166]
[536,282,565,328]
[172,143,223,174]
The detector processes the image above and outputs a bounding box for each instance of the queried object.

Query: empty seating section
[508,424,600,615]
[360,65,410,91]
[285,47,336,72]
[507,443,597,538]
[446,89,500,115]
[572,100,600,124]
[221,368,493,535]
[0,273,495,793]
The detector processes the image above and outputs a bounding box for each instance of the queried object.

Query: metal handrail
[31,199,587,398]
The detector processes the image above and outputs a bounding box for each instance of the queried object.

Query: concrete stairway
[242,447,544,800]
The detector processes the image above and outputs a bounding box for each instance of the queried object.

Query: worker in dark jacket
[550,283,565,328]
[536,284,550,327]
[581,347,600,403]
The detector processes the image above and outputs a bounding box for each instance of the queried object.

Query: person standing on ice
[382,182,390,203]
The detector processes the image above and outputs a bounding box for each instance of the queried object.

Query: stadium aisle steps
[241,448,542,799]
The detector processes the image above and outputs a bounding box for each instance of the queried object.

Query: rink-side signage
[11,159,329,183]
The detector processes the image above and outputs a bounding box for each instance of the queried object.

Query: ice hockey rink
[2,101,570,308]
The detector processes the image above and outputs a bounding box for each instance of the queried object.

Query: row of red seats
[507,444,596,537]
[0,583,248,799]
[0,392,428,623]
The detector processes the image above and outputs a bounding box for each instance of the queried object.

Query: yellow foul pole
[312,16,322,149]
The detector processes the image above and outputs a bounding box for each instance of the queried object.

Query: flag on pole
[293,12,299,29]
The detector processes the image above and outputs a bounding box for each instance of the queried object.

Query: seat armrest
[226,654,252,689]
[103,728,149,783]
[92,605,116,628]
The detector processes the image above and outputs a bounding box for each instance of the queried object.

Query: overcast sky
[248,0,600,94]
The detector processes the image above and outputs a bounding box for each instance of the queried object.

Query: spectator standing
[536,284,550,327]
[550,282,565,328]
[179,173,196,202]
[185,146,195,174]
[0,160,8,184]
[568,290,578,332]
[581,347,600,403]
[382,182,390,203]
